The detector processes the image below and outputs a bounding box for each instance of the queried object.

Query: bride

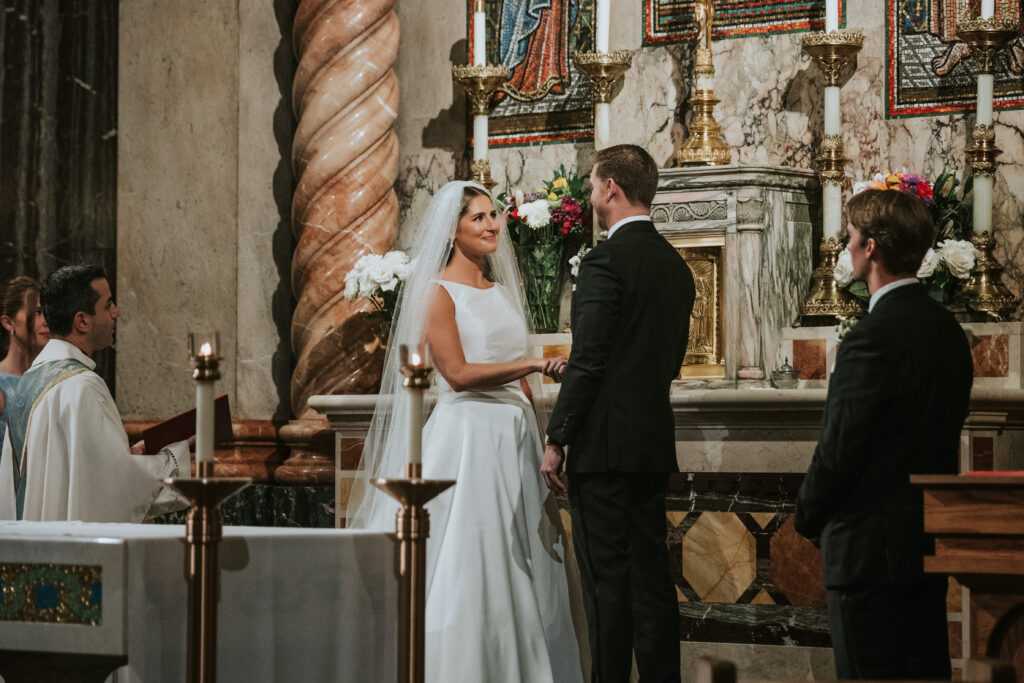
[348,180,585,682]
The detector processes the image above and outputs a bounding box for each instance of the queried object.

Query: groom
[542,144,695,682]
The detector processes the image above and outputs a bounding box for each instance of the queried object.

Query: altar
[0,522,396,682]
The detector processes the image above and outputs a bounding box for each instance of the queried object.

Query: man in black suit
[542,144,695,682]
[795,189,973,679]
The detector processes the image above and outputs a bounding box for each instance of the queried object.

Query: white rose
[938,239,979,279]
[852,180,870,195]
[517,199,552,229]
[833,248,854,288]
[872,172,886,182]
[343,268,360,301]
[514,189,525,206]
[569,254,582,278]
[917,248,939,279]
[382,250,412,281]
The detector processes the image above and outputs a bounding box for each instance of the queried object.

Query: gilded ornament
[573,51,633,104]
[470,159,498,191]
[0,563,103,625]
[800,30,864,87]
[799,237,866,322]
[959,231,1018,319]
[956,17,1020,74]
[452,64,511,115]
[966,124,1001,176]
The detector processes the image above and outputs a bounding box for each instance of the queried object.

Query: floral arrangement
[836,168,978,305]
[498,166,592,333]
[343,250,413,339]
[569,244,591,279]
[499,165,591,249]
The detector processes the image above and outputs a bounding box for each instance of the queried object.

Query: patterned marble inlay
[769,516,826,608]
[681,513,756,603]
[792,339,826,380]
[0,563,102,625]
[971,334,1010,378]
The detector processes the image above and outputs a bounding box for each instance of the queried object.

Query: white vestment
[0,339,187,522]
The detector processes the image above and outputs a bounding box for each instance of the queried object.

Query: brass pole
[373,465,454,683]
[165,466,251,683]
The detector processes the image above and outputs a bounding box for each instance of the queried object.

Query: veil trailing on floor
[346,180,540,531]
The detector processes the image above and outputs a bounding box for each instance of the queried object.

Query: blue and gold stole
[5,359,89,519]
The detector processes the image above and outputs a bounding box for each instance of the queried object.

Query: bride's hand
[542,357,568,381]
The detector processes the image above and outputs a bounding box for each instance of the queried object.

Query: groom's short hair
[845,189,933,276]
[593,145,659,208]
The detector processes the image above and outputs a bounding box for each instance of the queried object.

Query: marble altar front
[0,522,396,683]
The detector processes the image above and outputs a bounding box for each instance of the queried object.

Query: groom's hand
[541,443,567,493]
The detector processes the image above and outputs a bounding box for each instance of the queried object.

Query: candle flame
[199,342,213,357]
[410,352,422,366]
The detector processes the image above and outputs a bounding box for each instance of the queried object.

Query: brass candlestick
[163,476,251,683]
[375,346,454,683]
[956,17,1020,321]
[164,333,251,683]
[452,64,509,191]
[677,0,731,166]
[798,29,866,324]
[574,50,633,104]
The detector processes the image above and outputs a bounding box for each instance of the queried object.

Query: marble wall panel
[117,0,239,419]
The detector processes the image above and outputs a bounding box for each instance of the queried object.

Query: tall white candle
[594,102,610,150]
[823,184,842,239]
[977,74,994,125]
[826,0,839,32]
[596,0,610,51]
[824,87,840,135]
[474,115,488,160]
[973,175,993,234]
[473,3,486,66]
[981,0,995,18]
[195,343,215,466]
[407,351,424,466]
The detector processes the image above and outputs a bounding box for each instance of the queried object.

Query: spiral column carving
[289,0,400,419]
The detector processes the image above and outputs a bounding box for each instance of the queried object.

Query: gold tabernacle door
[669,233,725,380]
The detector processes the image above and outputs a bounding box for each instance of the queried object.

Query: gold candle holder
[955,17,1020,321]
[451,64,510,115]
[797,30,866,324]
[800,30,864,87]
[956,17,1020,74]
[573,50,633,104]
[469,159,498,191]
[452,63,508,191]
[162,476,251,683]
[798,236,866,322]
[676,90,731,166]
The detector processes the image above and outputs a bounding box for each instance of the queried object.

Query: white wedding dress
[421,280,583,683]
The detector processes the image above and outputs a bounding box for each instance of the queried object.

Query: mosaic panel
[0,563,102,625]
[644,0,846,45]
[887,0,1024,117]
[471,0,595,145]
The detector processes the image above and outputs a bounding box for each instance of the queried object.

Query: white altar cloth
[0,521,397,682]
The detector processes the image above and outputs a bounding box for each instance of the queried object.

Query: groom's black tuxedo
[548,219,694,469]
[548,218,695,683]
[795,282,973,679]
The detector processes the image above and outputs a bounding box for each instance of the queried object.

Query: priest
[0,265,188,522]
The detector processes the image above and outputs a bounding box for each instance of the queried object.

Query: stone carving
[651,200,728,224]
[290,0,400,418]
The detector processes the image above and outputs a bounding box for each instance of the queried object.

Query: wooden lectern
[912,474,1024,677]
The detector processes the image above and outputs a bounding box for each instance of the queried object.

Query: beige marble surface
[117,0,240,420]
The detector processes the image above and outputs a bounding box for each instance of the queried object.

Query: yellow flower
[553,177,568,189]
[885,172,901,189]
[547,192,557,201]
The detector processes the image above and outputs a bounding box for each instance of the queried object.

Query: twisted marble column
[290,0,400,419]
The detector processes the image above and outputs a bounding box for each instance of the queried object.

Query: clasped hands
[538,356,568,381]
